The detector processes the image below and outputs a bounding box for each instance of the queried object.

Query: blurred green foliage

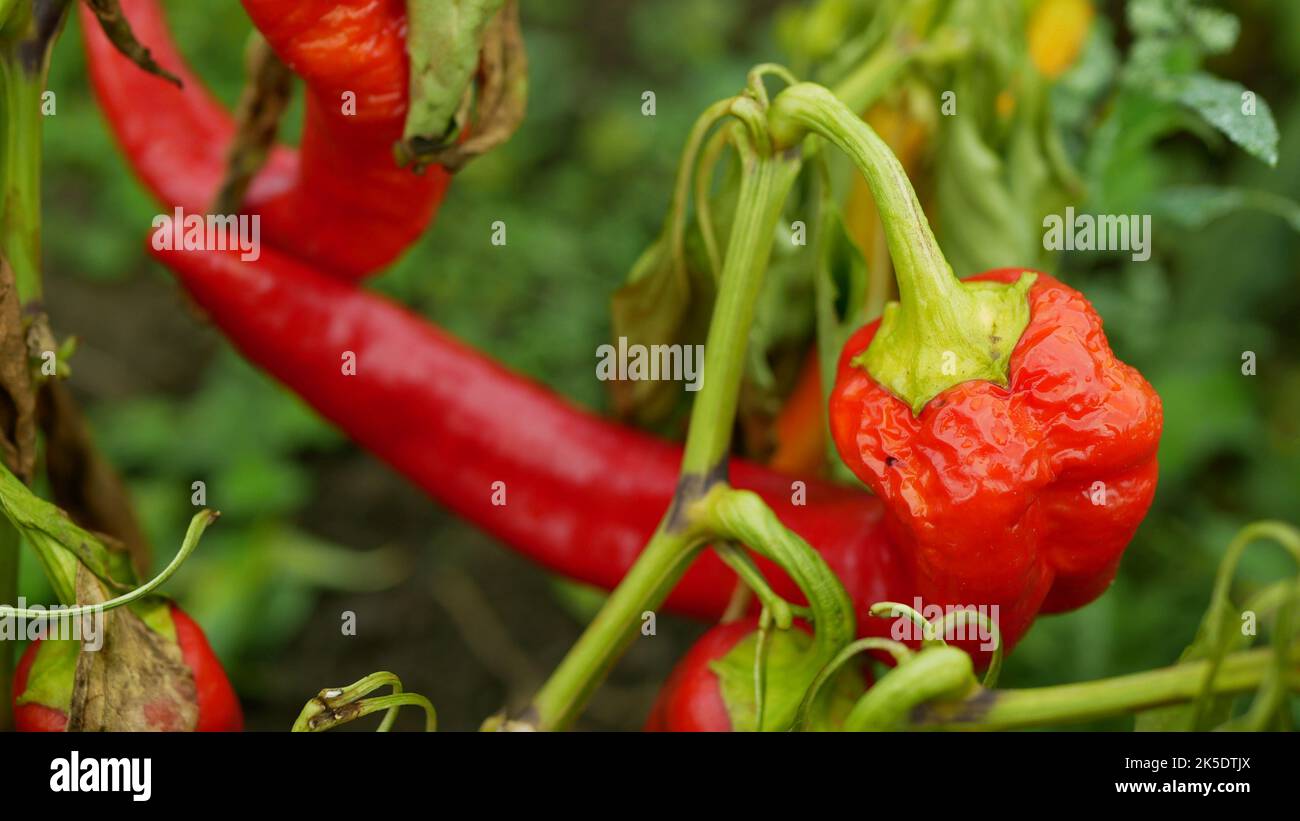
[19,0,1300,729]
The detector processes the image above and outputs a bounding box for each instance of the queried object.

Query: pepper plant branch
[520,116,801,731]
[692,486,855,659]
[845,645,976,731]
[713,542,800,629]
[1192,520,1300,726]
[0,0,72,733]
[910,646,1300,732]
[678,138,801,474]
[692,485,862,730]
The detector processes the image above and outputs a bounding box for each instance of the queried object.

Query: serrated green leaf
[1156,73,1279,166]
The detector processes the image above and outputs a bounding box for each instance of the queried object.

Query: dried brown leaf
[0,257,38,483]
[213,33,294,214]
[67,566,197,731]
[81,0,181,86]
[397,0,528,173]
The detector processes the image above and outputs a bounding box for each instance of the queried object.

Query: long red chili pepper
[81,0,448,279]
[151,243,911,635]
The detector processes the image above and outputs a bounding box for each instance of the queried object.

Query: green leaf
[607,232,717,430]
[1148,186,1300,233]
[0,463,133,603]
[711,628,864,731]
[1156,73,1279,166]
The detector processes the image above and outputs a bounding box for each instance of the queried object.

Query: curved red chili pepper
[12,604,243,732]
[81,0,447,279]
[151,243,911,635]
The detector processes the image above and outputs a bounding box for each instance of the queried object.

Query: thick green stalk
[911,647,1299,731]
[0,0,72,731]
[1,56,44,300]
[521,143,801,731]
[768,82,1035,414]
[678,146,801,474]
[693,486,854,659]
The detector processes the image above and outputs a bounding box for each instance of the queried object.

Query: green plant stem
[522,139,801,731]
[0,509,218,620]
[694,486,854,657]
[1,57,43,300]
[845,644,975,730]
[911,647,1300,731]
[678,146,801,473]
[768,82,1035,414]
[1191,520,1300,728]
[0,1,73,730]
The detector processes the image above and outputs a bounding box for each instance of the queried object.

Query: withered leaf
[213,33,294,214]
[81,0,182,87]
[396,0,528,172]
[67,567,198,732]
[0,256,38,483]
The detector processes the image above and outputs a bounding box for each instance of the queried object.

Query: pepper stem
[522,124,801,731]
[767,82,1036,414]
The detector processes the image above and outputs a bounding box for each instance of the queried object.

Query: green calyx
[855,270,1036,414]
[768,82,1037,415]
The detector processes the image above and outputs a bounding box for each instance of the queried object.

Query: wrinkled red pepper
[830,269,1163,647]
[82,0,448,279]
[12,603,243,732]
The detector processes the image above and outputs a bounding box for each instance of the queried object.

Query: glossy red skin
[645,622,753,732]
[81,0,447,279]
[12,603,244,732]
[153,244,912,633]
[830,270,1162,650]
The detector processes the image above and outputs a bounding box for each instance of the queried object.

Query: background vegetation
[20,0,1300,729]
